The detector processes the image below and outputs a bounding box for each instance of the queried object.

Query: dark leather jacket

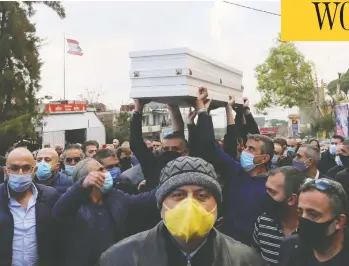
[99,222,265,266]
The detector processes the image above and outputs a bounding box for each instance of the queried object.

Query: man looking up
[34,148,73,194]
[279,178,349,265]
[0,148,60,266]
[253,166,306,264]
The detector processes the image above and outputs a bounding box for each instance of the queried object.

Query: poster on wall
[335,104,349,137]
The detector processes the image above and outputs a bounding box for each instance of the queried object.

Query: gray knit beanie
[155,156,222,208]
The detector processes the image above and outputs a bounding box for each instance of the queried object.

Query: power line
[222,1,281,17]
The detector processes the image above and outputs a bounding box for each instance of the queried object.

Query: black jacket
[335,169,349,222]
[327,165,345,179]
[278,231,349,266]
[319,150,337,175]
[0,181,60,266]
[99,222,265,266]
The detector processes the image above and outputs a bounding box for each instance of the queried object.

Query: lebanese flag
[67,39,83,56]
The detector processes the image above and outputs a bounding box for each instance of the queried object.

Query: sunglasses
[65,157,81,164]
[304,178,331,191]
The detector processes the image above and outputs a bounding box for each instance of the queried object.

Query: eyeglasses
[65,157,81,164]
[7,164,34,174]
[304,178,330,191]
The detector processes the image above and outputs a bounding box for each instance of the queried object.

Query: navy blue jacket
[34,171,73,194]
[0,182,61,266]
[52,179,159,266]
[197,112,268,246]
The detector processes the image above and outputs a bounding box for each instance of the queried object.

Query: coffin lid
[129,47,243,76]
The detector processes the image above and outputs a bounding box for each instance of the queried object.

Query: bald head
[7,148,35,167]
[36,148,60,173]
[6,148,35,178]
[37,148,59,161]
[55,144,64,156]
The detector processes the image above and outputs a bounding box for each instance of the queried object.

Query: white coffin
[129,48,244,107]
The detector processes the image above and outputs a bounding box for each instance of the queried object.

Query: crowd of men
[0,87,348,266]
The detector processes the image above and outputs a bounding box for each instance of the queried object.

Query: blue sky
[33,1,349,126]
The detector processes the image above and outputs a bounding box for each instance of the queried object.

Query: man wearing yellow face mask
[99,156,264,266]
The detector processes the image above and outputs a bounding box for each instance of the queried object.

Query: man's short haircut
[274,138,287,149]
[299,178,348,217]
[332,135,345,143]
[269,166,306,197]
[72,158,95,183]
[116,147,132,159]
[300,144,321,167]
[94,149,116,164]
[248,134,274,162]
[82,140,99,153]
[163,133,189,149]
[62,144,85,159]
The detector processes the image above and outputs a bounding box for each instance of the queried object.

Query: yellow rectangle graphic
[281,0,349,41]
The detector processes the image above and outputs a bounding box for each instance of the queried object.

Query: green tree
[327,69,349,99]
[0,1,65,154]
[114,112,132,143]
[254,34,316,112]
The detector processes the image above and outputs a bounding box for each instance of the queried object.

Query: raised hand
[196,87,209,110]
[82,171,106,189]
[227,96,235,108]
[243,97,249,108]
[188,107,197,121]
[134,99,151,113]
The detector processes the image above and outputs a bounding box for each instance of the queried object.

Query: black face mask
[160,151,181,167]
[120,157,132,172]
[339,155,349,168]
[263,193,289,221]
[298,217,338,251]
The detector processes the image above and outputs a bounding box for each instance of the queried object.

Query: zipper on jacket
[186,255,191,266]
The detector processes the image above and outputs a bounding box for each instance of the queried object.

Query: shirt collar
[315,170,320,179]
[7,183,38,200]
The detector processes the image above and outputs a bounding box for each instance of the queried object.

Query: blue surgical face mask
[8,174,33,193]
[335,156,343,167]
[240,151,259,172]
[101,172,113,194]
[329,145,337,156]
[272,155,279,164]
[287,147,296,154]
[293,159,309,172]
[65,165,74,176]
[36,162,52,180]
[108,167,121,179]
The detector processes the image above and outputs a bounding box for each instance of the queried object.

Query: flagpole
[63,32,66,100]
